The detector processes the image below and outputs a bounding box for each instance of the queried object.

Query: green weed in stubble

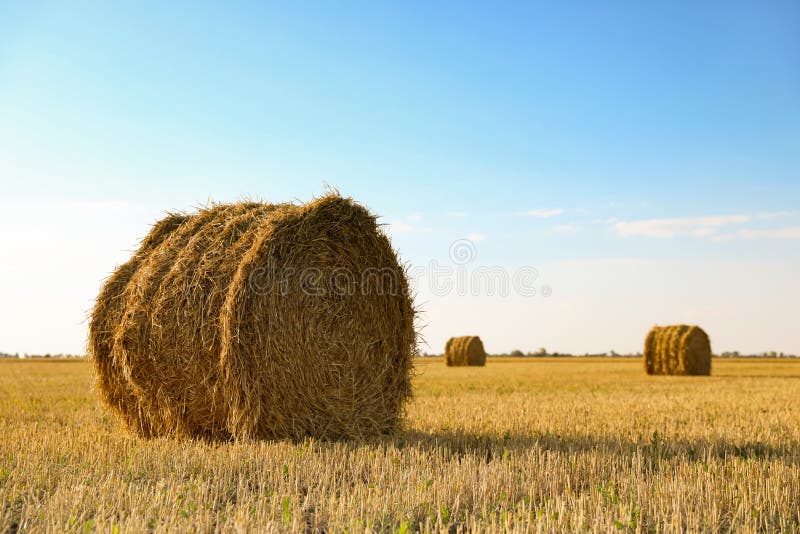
[282,497,291,524]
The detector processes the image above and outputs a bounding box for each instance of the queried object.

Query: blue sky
[1,1,798,355]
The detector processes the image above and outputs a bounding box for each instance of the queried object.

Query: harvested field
[2,357,799,532]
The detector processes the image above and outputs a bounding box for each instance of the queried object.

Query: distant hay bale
[643,325,711,376]
[445,336,486,366]
[88,194,417,440]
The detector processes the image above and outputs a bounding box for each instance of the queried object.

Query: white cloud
[387,221,415,233]
[613,214,750,238]
[448,211,467,217]
[613,213,800,240]
[740,227,800,239]
[756,211,797,220]
[386,220,432,234]
[516,208,564,218]
[466,232,485,242]
[710,233,738,242]
[689,227,717,238]
[384,212,432,234]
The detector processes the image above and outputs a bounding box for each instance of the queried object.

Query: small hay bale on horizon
[445,336,487,366]
[643,324,711,376]
[88,194,417,440]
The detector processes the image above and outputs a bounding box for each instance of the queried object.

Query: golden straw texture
[88,194,417,440]
[444,336,487,367]
[643,325,711,376]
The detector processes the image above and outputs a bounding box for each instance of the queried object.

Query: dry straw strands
[643,325,711,376]
[88,194,417,440]
[445,336,487,366]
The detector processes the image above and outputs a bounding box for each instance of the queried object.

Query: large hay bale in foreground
[445,336,486,366]
[88,194,417,440]
[643,324,711,376]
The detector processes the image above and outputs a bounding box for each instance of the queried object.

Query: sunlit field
[2,357,799,532]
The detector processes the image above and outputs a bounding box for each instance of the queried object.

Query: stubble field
[1,357,799,532]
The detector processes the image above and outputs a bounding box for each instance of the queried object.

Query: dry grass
[2,357,799,532]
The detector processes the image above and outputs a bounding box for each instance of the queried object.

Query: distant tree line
[0,352,85,359]
[419,349,799,358]
[489,349,642,358]
[717,351,797,358]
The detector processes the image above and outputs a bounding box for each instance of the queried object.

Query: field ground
[1,357,799,532]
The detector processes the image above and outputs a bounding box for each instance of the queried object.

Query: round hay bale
[642,324,711,376]
[444,336,486,366]
[88,194,417,440]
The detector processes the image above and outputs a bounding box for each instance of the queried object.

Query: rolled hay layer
[88,212,189,436]
[642,325,711,376]
[444,338,455,365]
[643,326,660,375]
[88,195,417,440]
[445,336,487,366]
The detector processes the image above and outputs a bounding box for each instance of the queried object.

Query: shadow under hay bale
[445,336,487,366]
[643,325,711,376]
[89,194,417,440]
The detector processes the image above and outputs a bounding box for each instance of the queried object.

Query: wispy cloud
[613,211,800,240]
[740,227,800,239]
[708,233,736,242]
[613,215,750,238]
[516,208,564,218]
[385,212,433,234]
[387,221,415,233]
[756,210,797,220]
[448,211,467,217]
[466,232,486,242]
[386,221,432,234]
[553,224,579,234]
